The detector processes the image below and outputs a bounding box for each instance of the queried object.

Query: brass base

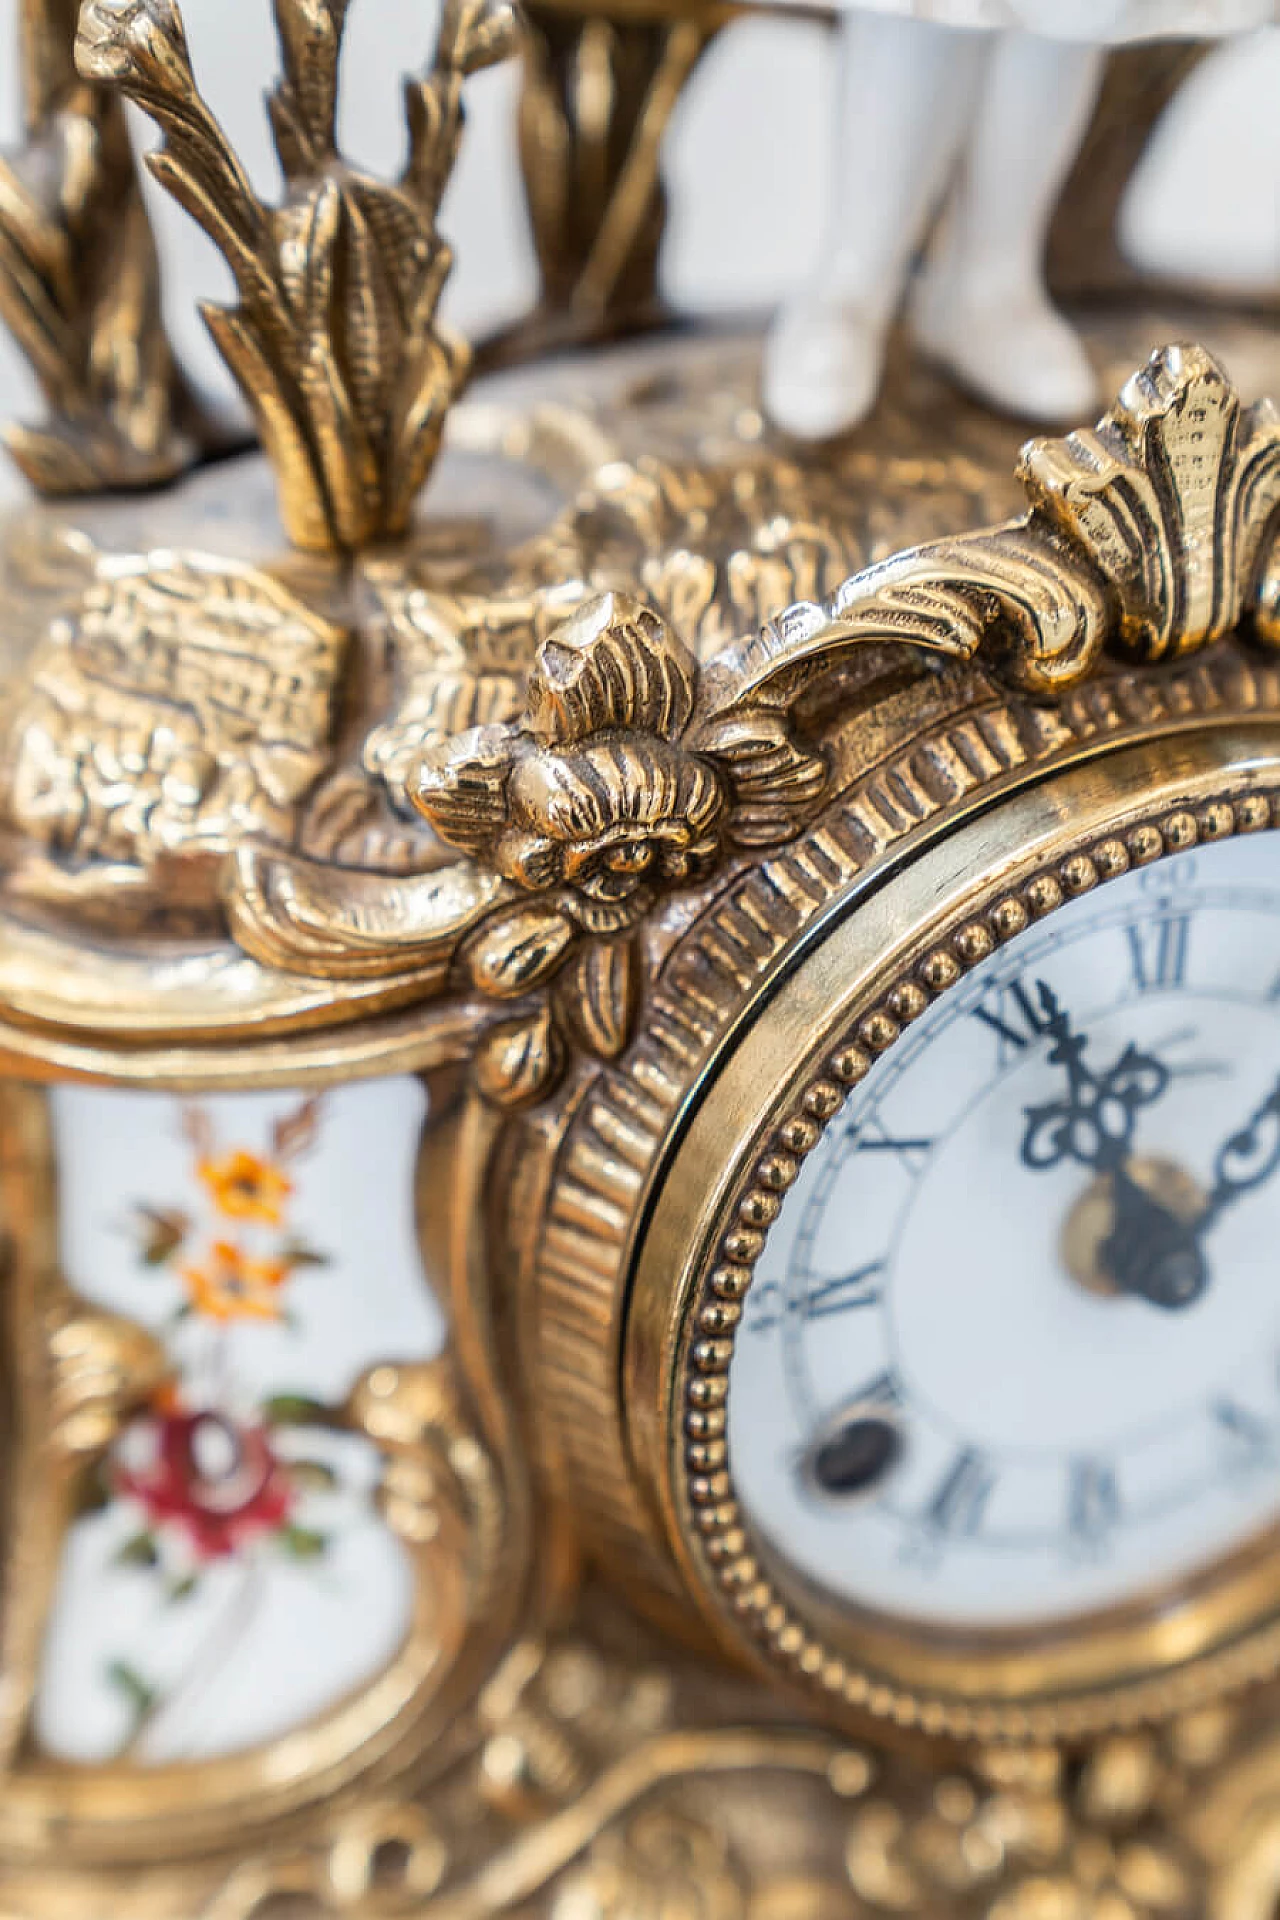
[8,1580,1280,1919]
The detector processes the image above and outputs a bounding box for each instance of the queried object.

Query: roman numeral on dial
[972,976,1054,1064]
[926,1448,995,1536]
[1128,914,1190,992]
[1213,1398,1274,1469]
[851,1119,934,1175]
[802,1259,884,1322]
[1068,1458,1119,1550]
[847,1369,903,1413]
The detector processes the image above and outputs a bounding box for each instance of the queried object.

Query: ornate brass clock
[613,736,1280,1740]
[6,1,1280,1916]
[501,342,1280,1749]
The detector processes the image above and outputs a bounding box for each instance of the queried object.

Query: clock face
[728,830,1280,1632]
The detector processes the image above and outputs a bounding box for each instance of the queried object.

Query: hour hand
[1099,1165,1208,1311]
[1017,985,1200,1310]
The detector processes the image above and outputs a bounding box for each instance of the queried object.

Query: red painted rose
[115,1407,294,1562]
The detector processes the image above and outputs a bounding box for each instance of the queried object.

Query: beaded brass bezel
[624,729,1280,1741]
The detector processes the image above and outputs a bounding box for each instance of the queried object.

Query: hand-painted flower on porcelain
[114,1399,296,1563]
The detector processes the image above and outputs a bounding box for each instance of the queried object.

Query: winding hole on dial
[805,1408,905,1502]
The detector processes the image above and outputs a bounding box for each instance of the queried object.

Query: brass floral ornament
[417,592,830,906]
[231,591,829,1103]
[74,0,523,552]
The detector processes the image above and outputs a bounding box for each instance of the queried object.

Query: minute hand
[1197,1077,1280,1235]
[1107,1074,1280,1313]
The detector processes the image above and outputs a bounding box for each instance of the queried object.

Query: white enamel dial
[728,831,1280,1630]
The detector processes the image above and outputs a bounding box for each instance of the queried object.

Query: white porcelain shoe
[909,268,1100,426]
[761,297,889,442]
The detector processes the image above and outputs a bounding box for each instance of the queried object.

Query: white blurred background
[2,1,1280,427]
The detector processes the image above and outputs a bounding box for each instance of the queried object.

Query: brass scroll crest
[224,344,1280,1101]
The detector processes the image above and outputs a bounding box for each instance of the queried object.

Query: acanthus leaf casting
[705,342,1280,711]
[73,0,523,552]
[0,0,216,493]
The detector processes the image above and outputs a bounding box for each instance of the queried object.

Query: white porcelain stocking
[910,31,1106,422]
[762,13,983,439]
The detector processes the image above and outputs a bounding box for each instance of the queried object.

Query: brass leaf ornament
[1020,345,1280,662]
[74,0,524,553]
[710,343,1280,708]
[0,0,209,491]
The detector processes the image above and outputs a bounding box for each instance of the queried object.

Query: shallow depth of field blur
[1,0,1280,478]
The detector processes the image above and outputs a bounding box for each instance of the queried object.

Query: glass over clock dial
[727,829,1280,1636]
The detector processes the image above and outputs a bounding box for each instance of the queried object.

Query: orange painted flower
[182,1240,292,1323]
[198,1149,293,1225]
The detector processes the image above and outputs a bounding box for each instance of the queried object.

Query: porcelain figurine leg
[910,31,1106,423]
[762,12,983,441]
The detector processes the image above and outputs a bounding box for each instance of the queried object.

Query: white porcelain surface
[730,835,1280,1632]
[35,1078,443,1765]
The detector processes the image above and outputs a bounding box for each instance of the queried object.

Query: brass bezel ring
[628,729,1280,1741]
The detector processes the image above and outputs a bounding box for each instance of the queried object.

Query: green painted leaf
[263,1394,329,1426]
[114,1532,160,1570]
[135,1206,189,1266]
[289,1460,339,1492]
[282,1241,330,1269]
[107,1660,157,1721]
[279,1524,328,1561]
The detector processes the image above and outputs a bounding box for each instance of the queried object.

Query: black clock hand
[1102,1075,1280,1313]
[1017,984,1204,1310]
[1019,983,1171,1178]
[1098,1166,1208,1311]
[1197,1076,1280,1234]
